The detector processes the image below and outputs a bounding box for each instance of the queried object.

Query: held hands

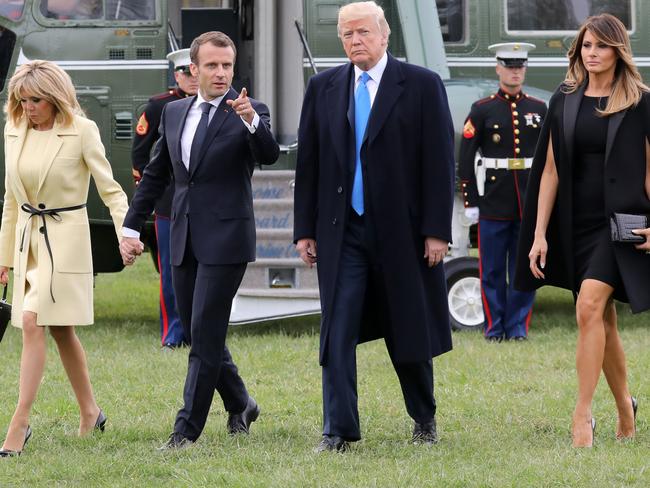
[632,228,650,253]
[296,238,317,268]
[226,87,255,126]
[424,237,448,268]
[528,234,548,279]
[0,266,8,286]
[119,237,144,266]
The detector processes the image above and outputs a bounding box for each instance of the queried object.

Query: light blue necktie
[352,72,371,216]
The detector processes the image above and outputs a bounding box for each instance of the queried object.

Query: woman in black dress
[515,14,650,447]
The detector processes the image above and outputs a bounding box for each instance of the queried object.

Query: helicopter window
[105,0,155,21]
[436,0,464,43]
[0,0,24,21]
[0,26,16,92]
[40,0,102,20]
[506,0,632,32]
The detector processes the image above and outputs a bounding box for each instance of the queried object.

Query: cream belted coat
[0,115,128,326]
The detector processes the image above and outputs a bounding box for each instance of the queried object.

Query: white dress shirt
[353,51,388,107]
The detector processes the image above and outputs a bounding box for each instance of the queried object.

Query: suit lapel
[37,122,77,193]
[365,54,404,145]
[605,110,626,166]
[190,88,237,177]
[562,83,585,173]
[175,96,195,172]
[327,64,355,173]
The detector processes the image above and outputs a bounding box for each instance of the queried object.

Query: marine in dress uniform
[459,43,547,341]
[132,48,198,348]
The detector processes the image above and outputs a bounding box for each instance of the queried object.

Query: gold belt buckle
[508,158,525,170]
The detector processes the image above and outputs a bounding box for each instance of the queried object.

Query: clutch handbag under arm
[609,213,648,243]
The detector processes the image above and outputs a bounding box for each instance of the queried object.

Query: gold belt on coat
[20,203,87,303]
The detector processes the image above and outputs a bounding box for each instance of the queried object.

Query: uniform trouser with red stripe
[478,218,535,338]
[155,216,186,346]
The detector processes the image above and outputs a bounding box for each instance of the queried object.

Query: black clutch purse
[609,213,648,243]
[0,284,11,343]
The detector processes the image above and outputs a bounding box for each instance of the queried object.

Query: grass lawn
[0,257,649,487]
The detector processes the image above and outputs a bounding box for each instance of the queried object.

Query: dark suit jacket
[294,54,455,365]
[124,88,279,265]
[515,86,650,313]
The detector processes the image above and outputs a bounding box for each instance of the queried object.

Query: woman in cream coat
[0,60,129,456]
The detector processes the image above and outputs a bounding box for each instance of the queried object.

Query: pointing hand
[227,87,255,125]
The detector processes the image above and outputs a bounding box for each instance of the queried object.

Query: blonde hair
[4,60,84,127]
[563,13,648,115]
[337,1,391,39]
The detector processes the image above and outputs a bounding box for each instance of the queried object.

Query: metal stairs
[230,170,321,323]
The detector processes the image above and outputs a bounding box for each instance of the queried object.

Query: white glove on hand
[464,207,480,224]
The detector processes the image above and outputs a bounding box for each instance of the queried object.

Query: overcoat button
[38,203,45,209]
[337,186,343,194]
[39,226,45,234]
[189,182,195,187]
[609,178,616,183]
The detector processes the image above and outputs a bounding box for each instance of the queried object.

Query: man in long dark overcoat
[293,0,455,452]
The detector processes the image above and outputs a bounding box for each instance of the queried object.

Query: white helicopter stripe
[17,49,168,70]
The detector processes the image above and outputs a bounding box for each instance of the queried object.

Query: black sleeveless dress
[572,95,627,300]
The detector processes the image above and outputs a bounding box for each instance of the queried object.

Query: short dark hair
[190,31,237,64]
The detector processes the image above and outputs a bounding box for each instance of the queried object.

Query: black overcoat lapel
[605,110,626,165]
[365,54,404,145]
[326,64,355,173]
[562,83,586,172]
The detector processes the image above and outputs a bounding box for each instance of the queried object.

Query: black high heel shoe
[0,425,32,457]
[94,409,107,432]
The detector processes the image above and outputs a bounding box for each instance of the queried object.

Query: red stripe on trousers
[477,222,494,334]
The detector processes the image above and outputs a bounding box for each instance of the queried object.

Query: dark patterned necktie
[189,102,212,170]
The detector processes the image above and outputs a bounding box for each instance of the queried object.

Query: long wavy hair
[563,13,648,115]
[4,60,84,127]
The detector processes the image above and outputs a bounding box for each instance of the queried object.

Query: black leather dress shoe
[94,409,107,432]
[314,435,349,453]
[227,396,260,435]
[0,425,32,457]
[157,432,194,451]
[412,419,438,445]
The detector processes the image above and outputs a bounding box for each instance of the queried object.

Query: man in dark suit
[294,1,455,452]
[120,31,279,450]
